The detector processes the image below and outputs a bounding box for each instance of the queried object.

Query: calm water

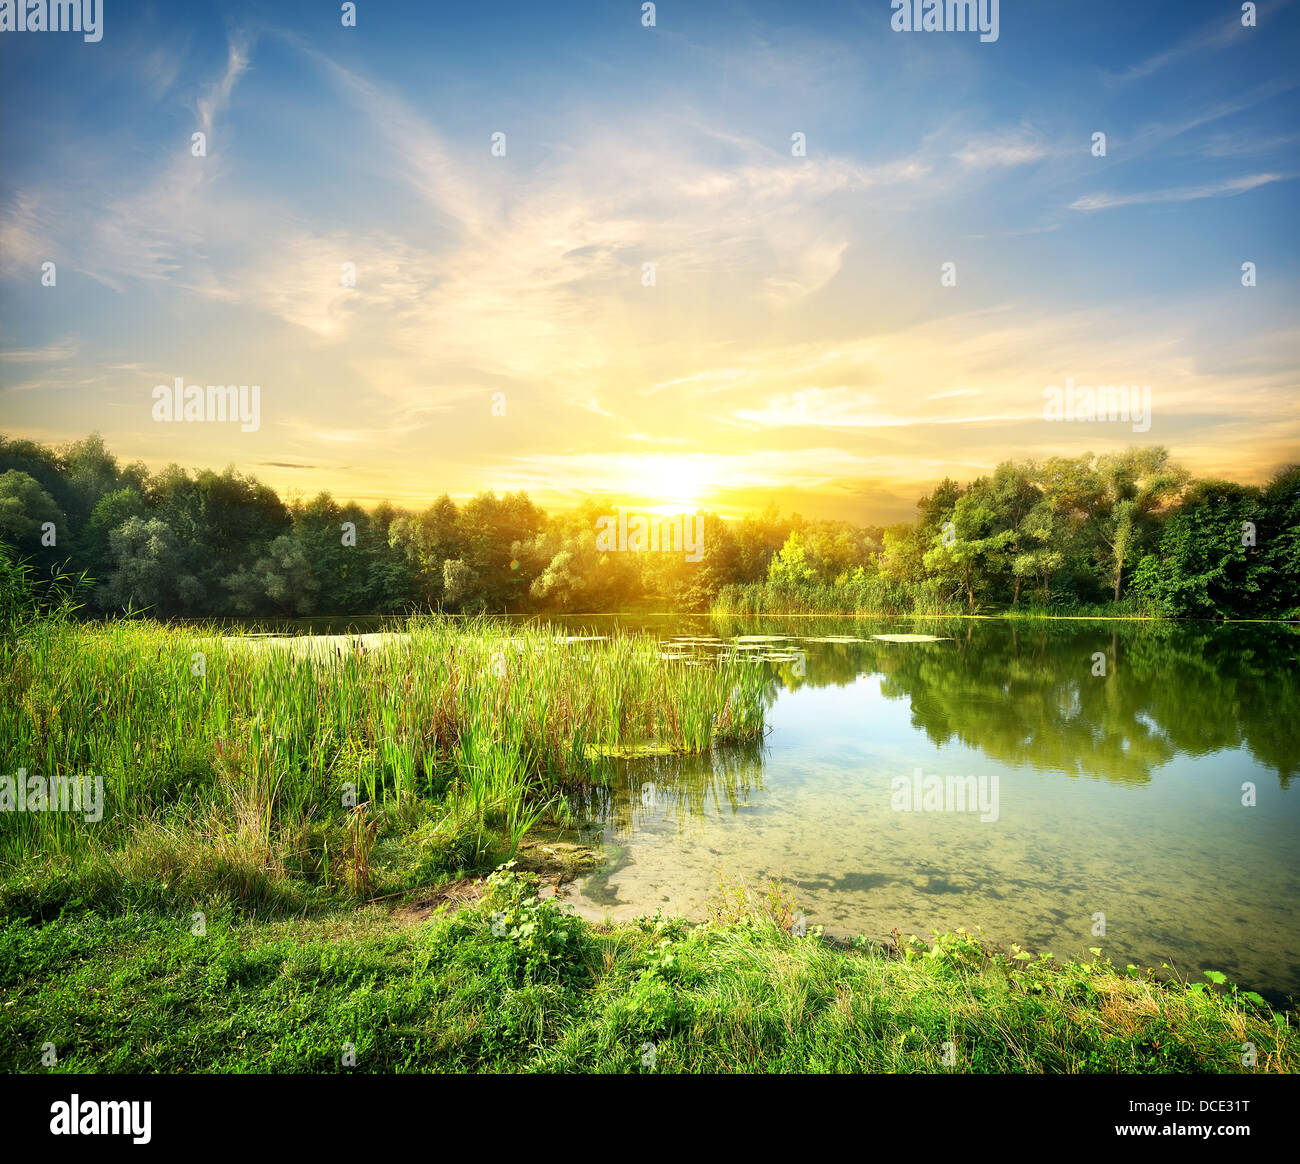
[552,616,1300,1003]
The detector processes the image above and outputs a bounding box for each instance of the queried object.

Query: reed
[0,616,767,912]
[713,578,961,617]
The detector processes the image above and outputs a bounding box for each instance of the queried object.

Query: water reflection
[574,740,767,842]
[558,616,1299,1000]
[636,618,1299,790]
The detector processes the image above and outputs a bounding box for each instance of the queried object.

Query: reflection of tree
[574,739,767,840]
[874,630,1176,785]
[711,616,1297,790]
[557,614,1299,794]
[1127,625,1300,789]
[868,622,1298,788]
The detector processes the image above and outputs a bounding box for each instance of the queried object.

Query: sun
[620,455,711,513]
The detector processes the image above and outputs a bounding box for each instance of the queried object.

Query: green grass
[711,580,1173,619]
[3,614,1295,1075]
[1,864,1293,1074]
[0,616,766,918]
[714,579,961,617]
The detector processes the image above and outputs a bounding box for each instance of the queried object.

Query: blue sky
[1,0,1297,522]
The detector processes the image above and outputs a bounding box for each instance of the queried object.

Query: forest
[1,433,1296,620]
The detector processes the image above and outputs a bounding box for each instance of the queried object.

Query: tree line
[0,434,1295,619]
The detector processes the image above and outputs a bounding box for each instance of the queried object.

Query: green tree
[83,487,148,570]
[1257,464,1300,617]
[979,462,1043,606]
[528,548,589,610]
[1040,449,1187,603]
[457,491,545,610]
[224,532,320,615]
[1129,474,1296,618]
[0,470,64,549]
[922,488,1014,613]
[767,530,819,585]
[389,495,462,606]
[1012,500,1066,604]
[733,502,792,583]
[99,517,201,614]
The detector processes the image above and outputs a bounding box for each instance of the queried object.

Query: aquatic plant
[0,616,767,914]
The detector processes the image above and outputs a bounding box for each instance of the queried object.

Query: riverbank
[711,580,1174,619]
[3,617,1297,1074]
[2,862,1294,1073]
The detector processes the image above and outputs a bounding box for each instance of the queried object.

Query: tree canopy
[0,433,1294,620]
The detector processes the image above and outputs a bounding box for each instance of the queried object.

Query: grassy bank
[712,580,1167,619]
[714,579,960,618]
[3,615,1296,1075]
[0,618,766,919]
[2,863,1293,1073]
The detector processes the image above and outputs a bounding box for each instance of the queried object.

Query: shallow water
[554,616,1300,1003]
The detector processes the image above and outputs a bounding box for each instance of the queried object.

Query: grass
[1,864,1293,1074]
[3,612,1295,1074]
[0,616,766,919]
[711,579,1171,619]
[714,579,961,617]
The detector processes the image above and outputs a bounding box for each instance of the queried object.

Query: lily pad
[871,633,952,643]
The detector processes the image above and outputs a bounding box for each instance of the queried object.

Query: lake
[545,615,1300,1004]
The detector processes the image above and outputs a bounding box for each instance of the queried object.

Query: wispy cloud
[1069,173,1287,211]
[197,36,251,138]
[1104,6,1256,84]
[2,6,1296,519]
[953,129,1053,169]
[0,339,79,363]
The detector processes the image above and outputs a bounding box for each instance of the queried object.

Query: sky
[1,0,1297,526]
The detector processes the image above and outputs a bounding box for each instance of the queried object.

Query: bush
[417,861,592,991]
